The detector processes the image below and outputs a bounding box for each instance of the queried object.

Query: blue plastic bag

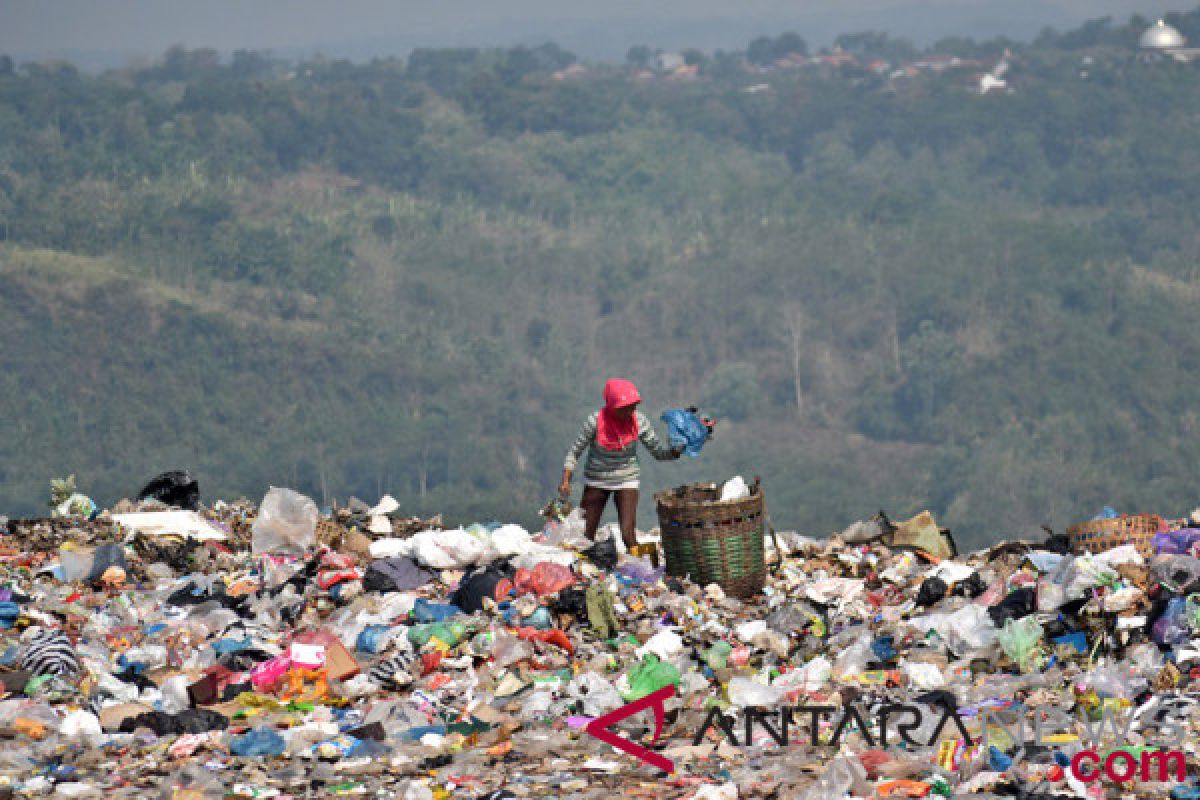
[230,727,286,757]
[411,597,462,623]
[356,624,394,654]
[660,409,710,457]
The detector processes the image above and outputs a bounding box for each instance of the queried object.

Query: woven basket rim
[654,481,761,510]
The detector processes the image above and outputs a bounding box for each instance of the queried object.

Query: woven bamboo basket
[1066,514,1163,559]
[655,479,766,598]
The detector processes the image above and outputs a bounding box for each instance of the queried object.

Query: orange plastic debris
[876,780,932,798]
[14,717,48,740]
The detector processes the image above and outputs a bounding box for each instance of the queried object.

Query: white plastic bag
[252,487,318,554]
[912,603,998,654]
[692,783,739,800]
[727,676,784,708]
[636,629,684,662]
[568,672,624,717]
[833,636,874,679]
[408,529,489,569]
[489,524,535,557]
[719,476,750,502]
[59,710,102,740]
[901,661,946,689]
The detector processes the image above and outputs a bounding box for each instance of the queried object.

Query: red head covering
[596,378,641,451]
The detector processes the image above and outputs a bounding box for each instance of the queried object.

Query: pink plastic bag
[250,655,291,691]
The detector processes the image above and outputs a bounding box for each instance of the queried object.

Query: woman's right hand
[558,471,572,498]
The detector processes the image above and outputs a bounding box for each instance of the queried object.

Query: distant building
[552,63,588,81]
[666,64,699,81]
[656,52,685,72]
[911,55,981,72]
[1139,19,1200,62]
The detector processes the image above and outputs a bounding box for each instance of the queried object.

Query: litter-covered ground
[1,477,1199,799]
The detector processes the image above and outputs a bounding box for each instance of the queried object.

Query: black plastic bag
[582,535,618,570]
[955,571,987,598]
[550,586,588,617]
[118,709,228,735]
[137,470,199,510]
[987,587,1038,627]
[916,577,948,607]
[450,566,514,613]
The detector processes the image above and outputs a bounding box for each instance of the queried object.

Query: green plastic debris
[408,621,467,648]
[622,654,682,701]
[702,641,733,670]
[997,616,1044,673]
[447,717,492,736]
[1186,594,1200,629]
[24,674,55,695]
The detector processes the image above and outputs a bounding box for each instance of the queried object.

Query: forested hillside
[4,10,1200,548]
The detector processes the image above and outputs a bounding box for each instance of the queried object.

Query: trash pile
[0,475,1199,799]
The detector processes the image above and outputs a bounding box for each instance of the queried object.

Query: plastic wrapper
[251,487,318,554]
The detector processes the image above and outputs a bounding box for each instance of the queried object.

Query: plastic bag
[915,577,948,607]
[1153,528,1200,555]
[702,641,733,670]
[410,598,462,623]
[833,637,873,679]
[997,616,1044,673]
[636,629,684,662]
[987,587,1037,627]
[914,603,997,655]
[728,676,784,708]
[622,654,681,701]
[408,622,467,649]
[251,487,318,554]
[1037,578,1066,611]
[541,508,590,549]
[137,470,199,510]
[567,672,623,717]
[582,531,618,570]
[514,562,576,596]
[799,755,868,800]
[719,476,750,502]
[1153,596,1192,646]
[1152,555,1200,593]
[230,727,286,757]
[660,408,713,457]
[488,524,534,557]
[408,528,490,569]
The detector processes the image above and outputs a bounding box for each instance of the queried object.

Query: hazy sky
[0,0,1182,67]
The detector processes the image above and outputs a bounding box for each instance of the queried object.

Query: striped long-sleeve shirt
[564,411,677,486]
